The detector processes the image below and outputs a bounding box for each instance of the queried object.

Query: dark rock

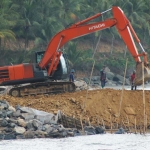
[26,121,34,130]
[73,129,81,136]
[8,118,18,124]
[4,133,16,140]
[95,126,105,134]
[8,123,16,128]
[1,119,8,127]
[15,105,21,110]
[32,119,43,130]
[84,126,96,135]
[49,129,59,138]
[6,110,13,117]
[0,111,3,118]
[115,128,125,134]
[0,133,4,140]
[1,110,7,118]
[4,127,13,133]
[0,100,9,109]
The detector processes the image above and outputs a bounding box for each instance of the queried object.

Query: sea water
[0,133,150,150]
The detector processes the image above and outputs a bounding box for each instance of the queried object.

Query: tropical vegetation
[0,0,150,76]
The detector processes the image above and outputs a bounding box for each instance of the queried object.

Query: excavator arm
[39,6,149,85]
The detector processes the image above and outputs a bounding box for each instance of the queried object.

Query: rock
[8,123,16,128]
[115,127,125,134]
[6,110,13,117]
[17,118,27,127]
[21,113,35,120]
[1,110,7,118]
[95,126,105,134]
[34,130,47,138]
[0,105,5,111]
[14,126,26,134]
[0,133,4,140]
[73,129,81,136]
[0,100,9,109]
[16,134,25,139]
[84,126,96,135]
[24,131,35,139]
[13,110,21,117]
[4,127,13,133]
[46,126,54,133]
[106,72,115,80]
[74,80,87,90]
[8,118,18,124]
[70,98,76,103]
[15,105,21,110]
[4,133,16,140]
[26,121,34,130]
[1,119,8,127]
[32,119,43,130]
[8,106,16,112]
[124,107,136,115]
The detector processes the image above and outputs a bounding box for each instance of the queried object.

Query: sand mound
[1,88,150,128]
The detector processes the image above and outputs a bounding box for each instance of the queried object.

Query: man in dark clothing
[100,66,106,88]
[69,69,75,82]
[130,70,137,90]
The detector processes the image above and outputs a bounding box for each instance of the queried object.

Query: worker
[69,69,75,82]
[130,70,137,90]
[100,66,106,88]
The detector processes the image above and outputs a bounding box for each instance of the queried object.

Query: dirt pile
[1,88,150,129]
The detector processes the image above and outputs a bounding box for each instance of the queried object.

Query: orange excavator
[0,6,150,97]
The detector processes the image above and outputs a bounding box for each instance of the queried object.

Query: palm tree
[0,0,18,50]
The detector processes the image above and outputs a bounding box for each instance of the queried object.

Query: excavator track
[9,81,76,97]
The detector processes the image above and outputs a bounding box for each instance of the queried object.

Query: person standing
[130,70,137,90]
[100,66,106,88]
[69,69,75,82]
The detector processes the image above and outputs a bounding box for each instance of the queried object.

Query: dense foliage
[0,0,150,75]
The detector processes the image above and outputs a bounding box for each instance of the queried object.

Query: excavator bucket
[134,63,150,86]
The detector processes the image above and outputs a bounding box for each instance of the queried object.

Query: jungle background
[1,0,150,77]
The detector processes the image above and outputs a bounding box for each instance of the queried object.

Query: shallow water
[0,133,150,150]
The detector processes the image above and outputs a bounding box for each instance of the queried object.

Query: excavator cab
[35,51,68,80]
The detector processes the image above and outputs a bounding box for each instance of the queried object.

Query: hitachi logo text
[89,23,105,30]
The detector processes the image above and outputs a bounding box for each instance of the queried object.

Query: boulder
[115,127,125,134]
[13,110,21,117]
[21,113,35,120]
[14,126,26,134]
[0,133,4,140]
[1,119,8,127]
[24,130,35,139]
[17,118,27,127]
[84,126,96,135]
[32,119,43,130]
[8,106,16,112]
[6,110,13,117]
[4,133,16,140]
[95,126,105,134]
[106,72,115,80]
